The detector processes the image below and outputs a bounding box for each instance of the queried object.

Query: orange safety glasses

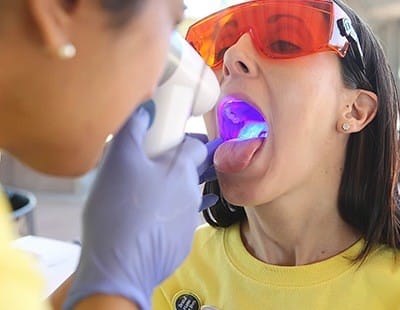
[186,0,365,70]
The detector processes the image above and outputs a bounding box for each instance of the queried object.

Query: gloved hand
[63,107,208,310]
[189,133,222,184]
[188,133,223,211]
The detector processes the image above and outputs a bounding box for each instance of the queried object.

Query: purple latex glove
[64,107,207,310]
[187,133,223,211]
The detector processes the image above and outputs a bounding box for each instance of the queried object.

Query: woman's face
[0,0,183,176]
[205,33,353,207]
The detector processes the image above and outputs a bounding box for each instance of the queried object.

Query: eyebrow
[224,19,239,28]
[266,14,315,44]
[217,19,239,35]
[267,14,305,25]
[214,19,239,37]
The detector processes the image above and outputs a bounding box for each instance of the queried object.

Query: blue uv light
[218,97,268,141]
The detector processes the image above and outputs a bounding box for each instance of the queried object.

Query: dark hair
[202,0,400,261]
[62,0,144,27]
[99,0,145,27]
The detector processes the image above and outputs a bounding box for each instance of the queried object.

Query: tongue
[214,138,264,173]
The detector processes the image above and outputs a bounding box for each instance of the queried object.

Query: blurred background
[2,0,400,242]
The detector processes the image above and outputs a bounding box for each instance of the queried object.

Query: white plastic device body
[143,31,220,158]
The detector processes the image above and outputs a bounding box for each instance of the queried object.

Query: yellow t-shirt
[153,223,400,310]
[0,188,49,309]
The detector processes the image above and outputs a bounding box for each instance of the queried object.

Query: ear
[337,89,378,134]
[27,0,76,56]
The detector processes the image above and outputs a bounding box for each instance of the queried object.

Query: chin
[20,148,102,177]
[219,174,271,207]
[32,158,97,177]
[219,183,252,206]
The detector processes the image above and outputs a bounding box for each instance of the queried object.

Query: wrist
[73,294,140,310]
[63,257,150,310]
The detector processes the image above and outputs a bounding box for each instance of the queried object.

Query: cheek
[107,34,171,117]
[132,35,171,97]
[139,3,175,88]
[203,107,218,138]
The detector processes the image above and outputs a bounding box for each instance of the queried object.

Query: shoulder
[192,222,238,252]
[367,244,400,265]
[360,244,400,282]
[192,223,221,244]
[163,223,238,278]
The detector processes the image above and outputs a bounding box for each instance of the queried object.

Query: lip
[217,92,265,117]
[217,92,268,141]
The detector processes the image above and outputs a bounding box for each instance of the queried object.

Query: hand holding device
[63,107,207,310]
[198,136,223,211]
[188,133,223,211]
[143,31,220,158]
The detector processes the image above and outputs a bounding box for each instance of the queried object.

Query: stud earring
[342,123,351,131]
[57,43,76,59]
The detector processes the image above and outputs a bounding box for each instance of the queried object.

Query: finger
[198,193,219,211]
[106,106,151,161]
[123,106,151,145]
[177,136,208,167]
[198,165,216,184]
[197,138,223,179]
[206,138,223,158]
[138,100,155,129]
[186,132,209,144]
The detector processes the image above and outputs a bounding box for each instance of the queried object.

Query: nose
[222,33,259,79]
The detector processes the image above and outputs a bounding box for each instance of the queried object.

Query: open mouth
[217,96,268,141]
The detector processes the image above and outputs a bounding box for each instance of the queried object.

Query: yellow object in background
[0,188,50,310]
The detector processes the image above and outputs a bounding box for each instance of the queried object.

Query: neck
[241,193,360,266]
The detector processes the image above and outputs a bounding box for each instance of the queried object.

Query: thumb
[138,99,155,128]
[118,105,152,146]
[186,133,209,144]
[106,106,151,162]
[206,138,223,157]
[197,138,223,181]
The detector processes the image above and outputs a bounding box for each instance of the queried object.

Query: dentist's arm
[63,107,209,310]
[50,135,221,309]
[74,295,139,310]
[51,278,140,310]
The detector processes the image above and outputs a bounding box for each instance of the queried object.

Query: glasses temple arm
[337,18,366,72]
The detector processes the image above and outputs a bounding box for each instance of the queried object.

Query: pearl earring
[342,123,351,131]
[57,43,76,59]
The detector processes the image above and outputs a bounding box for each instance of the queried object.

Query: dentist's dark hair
[202,0,400,262]
[61,0,144,27]
[100,0,145,26]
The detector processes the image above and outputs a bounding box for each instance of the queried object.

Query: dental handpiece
[143,31,220,159]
